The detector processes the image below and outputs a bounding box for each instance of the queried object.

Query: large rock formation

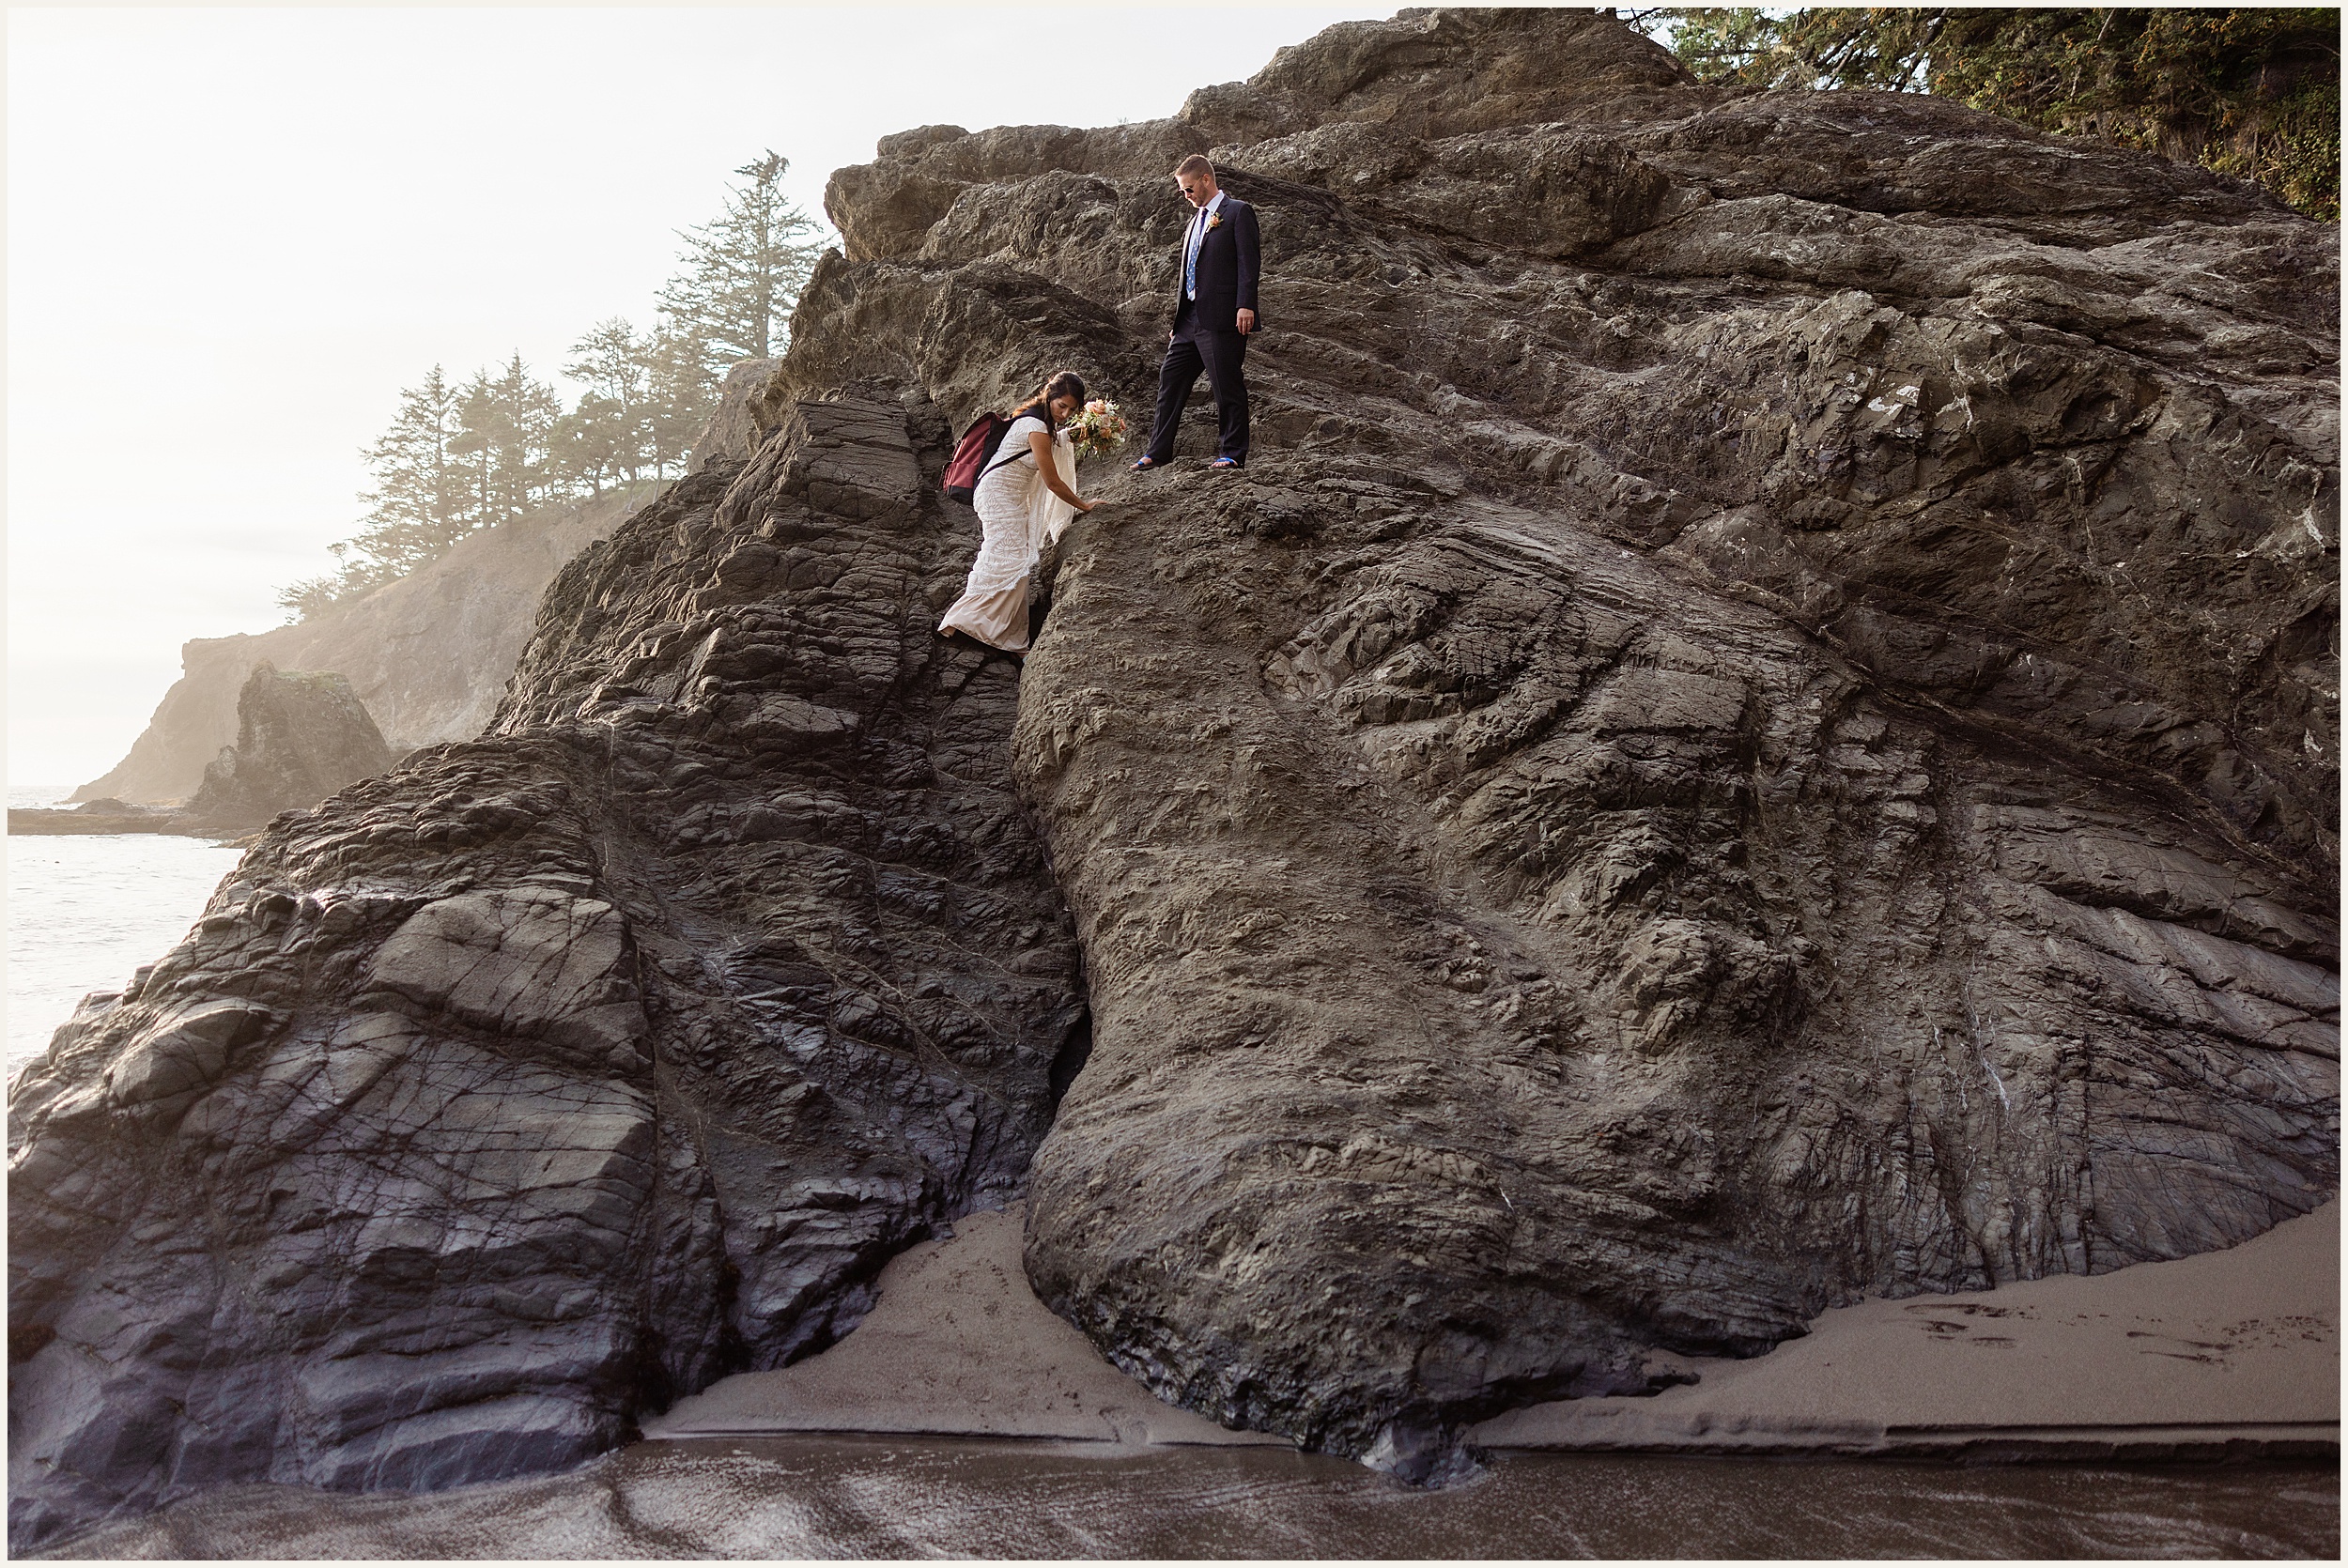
[8,395,1086,1544]
[71,485,656,806]
[8,5,2338,1545]
[182,664,398,831]
[796,4,2340,1476]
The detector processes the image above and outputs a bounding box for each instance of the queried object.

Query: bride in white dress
[938,370,1099,655]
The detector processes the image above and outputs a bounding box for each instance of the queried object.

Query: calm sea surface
[7,785,246,1080]
[39,1438,2341,1560]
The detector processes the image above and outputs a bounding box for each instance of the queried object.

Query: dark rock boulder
[796,5,2336,1478]
[6,1,2338,1542]
[686,357,783,471]
[182,664,398,830]
[7,391,1084,1545]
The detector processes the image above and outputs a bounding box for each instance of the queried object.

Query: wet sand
[644,1206,1283,1447]
[1480,1201,2340,1459]
[44,1438,2340,1560]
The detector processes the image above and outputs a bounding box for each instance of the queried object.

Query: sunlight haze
[7,3,1397,786]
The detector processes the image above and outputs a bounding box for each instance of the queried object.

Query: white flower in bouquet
[1066,398,1129,461]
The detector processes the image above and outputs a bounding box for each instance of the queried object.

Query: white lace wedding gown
[939,415,1078,652]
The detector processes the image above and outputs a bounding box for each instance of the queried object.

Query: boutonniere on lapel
[1207,213,1224,230]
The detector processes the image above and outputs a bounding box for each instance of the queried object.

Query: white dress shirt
[1184,190,1228,302]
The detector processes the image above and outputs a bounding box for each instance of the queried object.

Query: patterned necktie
[1185,205,1206,300]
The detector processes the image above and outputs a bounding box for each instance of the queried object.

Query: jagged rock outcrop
[8,392,1085,1545]
[789,5,2338,1476]
[7,801,187,837]
[687,358,784,472]
[181,665,398,830]
[7,3,2338,1544]
[70,486,656,806]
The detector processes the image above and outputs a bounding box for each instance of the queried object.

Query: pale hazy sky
[7,2,1398,786]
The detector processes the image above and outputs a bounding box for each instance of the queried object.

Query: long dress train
[939,419,1078,652]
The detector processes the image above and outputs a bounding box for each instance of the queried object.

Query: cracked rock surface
[6,3,2339,1542]
[8,392,1084,1546]
[793,6,2338,1477]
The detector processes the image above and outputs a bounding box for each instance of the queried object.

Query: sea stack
[181,664,400,830]
[8,7,2336,1546]
[70,486,652,808]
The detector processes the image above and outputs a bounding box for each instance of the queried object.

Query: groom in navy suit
[1135,154,1260,471]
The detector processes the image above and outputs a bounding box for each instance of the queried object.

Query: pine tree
[552,392,630,497]
[658,150,825,378]
[275,562,352,622]
[491,353,564,517]
[449,368,502,533]
[448,355,564,528]
[344,365,467,583]
[644,320,718,478]
[564,318,655,482]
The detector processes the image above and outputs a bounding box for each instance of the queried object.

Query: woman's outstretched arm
[1028,428,1094,512]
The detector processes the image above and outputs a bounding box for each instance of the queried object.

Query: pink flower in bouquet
[1067,398,1129,461]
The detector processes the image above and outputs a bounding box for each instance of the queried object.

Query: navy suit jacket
[1172,195,1261,333]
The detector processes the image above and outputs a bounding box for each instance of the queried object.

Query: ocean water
[7,785,247,1080]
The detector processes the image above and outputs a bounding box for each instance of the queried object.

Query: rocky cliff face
[182,665,398,831]
[70,485,655,806]
[796,4,2339,1476]
[8,397,1084,1544]
[8,5,2338,1544]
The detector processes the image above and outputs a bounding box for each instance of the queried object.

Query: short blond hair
[1173,154,1214,179]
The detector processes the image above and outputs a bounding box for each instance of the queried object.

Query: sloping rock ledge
[8,5,2338,1547]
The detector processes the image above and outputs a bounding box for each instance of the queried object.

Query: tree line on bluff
[280,8,2339,623]
[276,152,824,621]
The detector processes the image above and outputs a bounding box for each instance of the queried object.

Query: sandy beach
[647,1200,2339,1462]
[34,1203,2338,1559]
[644,1206,1285,1448]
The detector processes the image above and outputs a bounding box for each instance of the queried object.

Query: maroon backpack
[943,412,1016,502]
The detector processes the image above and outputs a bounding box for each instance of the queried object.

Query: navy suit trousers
[1145,309,1249,465]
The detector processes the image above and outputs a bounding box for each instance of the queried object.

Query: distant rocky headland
[64,484,657,809]
[18,665,399,840]
[8,7,2336,1549]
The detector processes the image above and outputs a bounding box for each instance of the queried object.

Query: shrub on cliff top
[1638,7,2340,220]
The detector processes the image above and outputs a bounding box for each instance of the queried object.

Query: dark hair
[1012,370,1087,424]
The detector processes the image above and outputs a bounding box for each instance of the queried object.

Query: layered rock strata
[790,5,2340,1476]
[7,2,2340,1544]
[8,392,1085,1545]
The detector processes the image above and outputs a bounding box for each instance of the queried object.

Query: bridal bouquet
[1065,398,1129,461]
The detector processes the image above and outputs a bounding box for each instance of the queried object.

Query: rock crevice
[8,4,2337,1542]
[9,391,1082,1545]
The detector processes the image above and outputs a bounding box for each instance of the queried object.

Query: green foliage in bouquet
[1067,399,1131,463]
